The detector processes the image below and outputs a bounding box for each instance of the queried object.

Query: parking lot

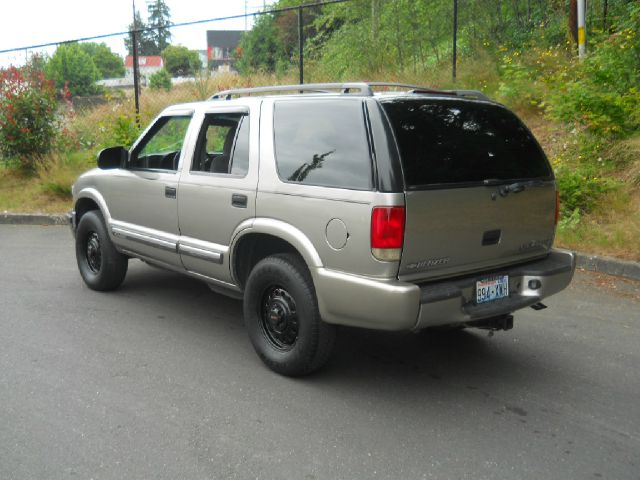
[1,225,639,479]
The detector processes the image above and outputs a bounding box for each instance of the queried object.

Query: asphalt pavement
[1,225,639,480]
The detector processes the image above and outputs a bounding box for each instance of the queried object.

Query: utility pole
[245,0,248,30]
[577,0,586,59]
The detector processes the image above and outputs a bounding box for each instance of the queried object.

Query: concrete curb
[0,213,67,225]
[575,252,640,282]
[1,213,639,281]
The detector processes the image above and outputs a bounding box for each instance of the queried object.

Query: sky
[0,0,274,67]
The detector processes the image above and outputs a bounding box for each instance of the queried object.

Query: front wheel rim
[85,232,102,273]
[260,286,299,350]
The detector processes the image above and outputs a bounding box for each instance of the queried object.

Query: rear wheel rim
[260,286,299,350]
[86,232,102,273]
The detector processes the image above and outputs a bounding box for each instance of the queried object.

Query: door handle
[165,186,177,199]
[231,193,248,208]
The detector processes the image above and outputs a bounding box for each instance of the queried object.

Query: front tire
[243,253,336,376]
[75,210,128,291]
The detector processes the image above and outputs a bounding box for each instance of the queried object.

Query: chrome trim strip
[184,269,240,292]
[111,226,177,252]
[178,244,223,264]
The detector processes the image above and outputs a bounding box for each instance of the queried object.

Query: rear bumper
[313,249,576,331]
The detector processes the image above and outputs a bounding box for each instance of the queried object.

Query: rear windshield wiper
[483,179,544,196]
[499,182,527,196]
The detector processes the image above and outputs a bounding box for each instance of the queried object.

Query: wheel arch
[74,188,111,225]
[231,218,323,289]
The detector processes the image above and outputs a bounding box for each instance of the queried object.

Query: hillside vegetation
[1,0,638,259]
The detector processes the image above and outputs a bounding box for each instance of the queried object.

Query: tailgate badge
[407,257,450,270]
[519,238,552,252]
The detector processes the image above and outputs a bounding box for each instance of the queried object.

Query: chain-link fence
[0,0,632,162]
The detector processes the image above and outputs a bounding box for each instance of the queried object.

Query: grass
[0,165,72,214]
[556,186,640,261]
[0,151,93,214]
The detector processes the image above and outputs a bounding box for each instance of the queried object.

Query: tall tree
[235,13,284,74]
[124,10,161,56]
[147,0,172,53]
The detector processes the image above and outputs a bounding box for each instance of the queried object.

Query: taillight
[555,190,560,226]
[371,206,405,261]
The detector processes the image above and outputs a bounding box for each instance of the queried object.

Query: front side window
[130,115,191,171]
[191,112,249,176]
[273,100,373,190]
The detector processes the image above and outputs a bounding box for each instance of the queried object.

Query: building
[206,31,243,69]
[124,55,164,80]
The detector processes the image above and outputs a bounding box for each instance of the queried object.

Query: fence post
[131,0,141,125]
[452,0,458,82]
[577,0,586,59]
[131,30,141,124]
[298,6,304,85]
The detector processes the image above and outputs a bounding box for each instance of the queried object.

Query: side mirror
[97,146,127,170]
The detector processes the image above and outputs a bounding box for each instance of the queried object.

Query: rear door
[380,97,556,282]
[176,104,258,284]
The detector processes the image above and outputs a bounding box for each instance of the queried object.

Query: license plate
[476,275,509,304]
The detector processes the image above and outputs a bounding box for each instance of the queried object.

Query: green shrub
[46,43,101,96]
[555,166,614,218]
[111,114,142,148]
[149,68,172,91]
[161,45,202,76]
[0,64,59,170]
[546,7,640,137]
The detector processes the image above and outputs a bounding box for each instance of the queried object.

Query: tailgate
[400,183,556,281]
[379,96,557,282]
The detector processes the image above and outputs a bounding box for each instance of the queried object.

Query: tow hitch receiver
[471,314,514,332]
[530,302,547,311]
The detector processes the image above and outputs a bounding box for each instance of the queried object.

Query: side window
[130,115,191,171]
[191,112,249,176]
[273,100,373,190]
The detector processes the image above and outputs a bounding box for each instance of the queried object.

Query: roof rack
[209,82,491,102]
[209,83,374,100]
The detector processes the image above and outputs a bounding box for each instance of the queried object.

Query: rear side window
[381,98,552,189]
[273,100,373,190]
[191,112,249,176]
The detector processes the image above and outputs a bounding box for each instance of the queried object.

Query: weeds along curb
[0,213,638,282]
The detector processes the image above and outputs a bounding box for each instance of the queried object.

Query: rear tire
[75,210,128,291]
[243,253,336,376]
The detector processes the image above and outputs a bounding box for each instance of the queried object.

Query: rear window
[381,98,552,188]
[273,100,373,190]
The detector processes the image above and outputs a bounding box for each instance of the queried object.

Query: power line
[0,0,350,55]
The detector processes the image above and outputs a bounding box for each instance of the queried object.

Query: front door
[106,113,193,267]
